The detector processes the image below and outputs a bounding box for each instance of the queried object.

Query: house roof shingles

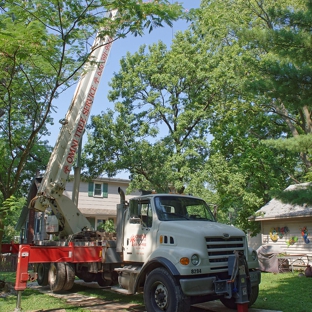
[253,183,312,221]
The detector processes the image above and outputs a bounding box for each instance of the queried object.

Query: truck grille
[206,236,245,272]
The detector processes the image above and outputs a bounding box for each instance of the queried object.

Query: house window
[94,183,102,196]
[88,182,108,198]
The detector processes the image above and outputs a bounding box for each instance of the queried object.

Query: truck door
[123,199,156,262]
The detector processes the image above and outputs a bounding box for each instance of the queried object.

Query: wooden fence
[0,254,18,272]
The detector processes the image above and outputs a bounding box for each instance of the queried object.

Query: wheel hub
[154,284,168,309]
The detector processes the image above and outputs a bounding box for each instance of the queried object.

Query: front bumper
[179,270,261,296]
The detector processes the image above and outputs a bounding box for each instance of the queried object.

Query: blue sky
[47,1,201,177]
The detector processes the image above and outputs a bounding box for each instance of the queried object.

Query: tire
[62,263,75,291]
[220,296,237,310]
[48,262,66,292]
[37,263,49,286]
[220,285,259,310]
[96,273,112,287]
[143,267,190,312]
[248,285,259,306]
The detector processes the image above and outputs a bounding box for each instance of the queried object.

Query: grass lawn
[0,288,90,312]
[253,271,312,312]
[1,271,311,312]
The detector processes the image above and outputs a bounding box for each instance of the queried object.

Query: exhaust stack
[116,187,126,252]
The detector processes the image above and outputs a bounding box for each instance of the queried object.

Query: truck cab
[116,192,261,311]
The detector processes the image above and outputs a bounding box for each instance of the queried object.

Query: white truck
[113,188,261,311]
[6,9,261,312]
[12,188,261,312]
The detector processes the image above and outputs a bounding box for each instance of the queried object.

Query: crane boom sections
[34,10,117,213]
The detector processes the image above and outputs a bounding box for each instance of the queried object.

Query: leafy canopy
[0,0,183,248]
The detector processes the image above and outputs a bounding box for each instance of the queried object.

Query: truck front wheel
[220,285,259,310]
[144,267,190,312]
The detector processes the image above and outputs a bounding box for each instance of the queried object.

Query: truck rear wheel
[48,262,66,292]
[144,267,190,312]
[220,285,259,310]
[37,263,49,286]
[62,263,75,291]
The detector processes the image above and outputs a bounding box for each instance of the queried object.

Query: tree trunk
[0,212,5,254]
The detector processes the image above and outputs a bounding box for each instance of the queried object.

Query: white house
[63,177,140,229]
[250,183,312,267]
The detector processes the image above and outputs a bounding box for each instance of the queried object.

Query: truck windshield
[154,196,215,222]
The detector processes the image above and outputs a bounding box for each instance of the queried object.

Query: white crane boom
[31,10,117,236]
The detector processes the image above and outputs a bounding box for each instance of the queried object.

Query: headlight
[191,254,200,265]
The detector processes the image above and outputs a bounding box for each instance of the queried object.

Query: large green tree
[82,28,239,193]
[84,0,312,233]
[0,0,183,248]
[196,0,312,172]
[190,0,311,231]
[239,0,312,173]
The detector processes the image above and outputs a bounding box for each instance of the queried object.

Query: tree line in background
[82,0,312,234]
[0,0,311,244]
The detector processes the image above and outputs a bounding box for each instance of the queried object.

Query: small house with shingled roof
[250,183,312,263]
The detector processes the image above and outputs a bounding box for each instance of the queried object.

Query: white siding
[260,218,312,263]
[64,180,140,222]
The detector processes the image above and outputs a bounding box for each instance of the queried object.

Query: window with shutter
[88,182,108,197]
[88,182,94,197]
[94,183,102,196]
[103,183,108,198]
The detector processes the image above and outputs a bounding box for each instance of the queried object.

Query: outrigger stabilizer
[214,250,251,312]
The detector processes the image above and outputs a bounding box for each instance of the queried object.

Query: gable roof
[252,183,312,221]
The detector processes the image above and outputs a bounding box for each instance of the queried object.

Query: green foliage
[2,225,18,243]
[0,0,184,246]
[0,196,25,242]
[83,0,312,234]
[271,184,312,206]
[190,0,311,232]
[97,219,115,232]
[1,196,26,217]
[233,0,312,172]
[0,0,183,201]
[265,134,312,155]
[83,31,229,193]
